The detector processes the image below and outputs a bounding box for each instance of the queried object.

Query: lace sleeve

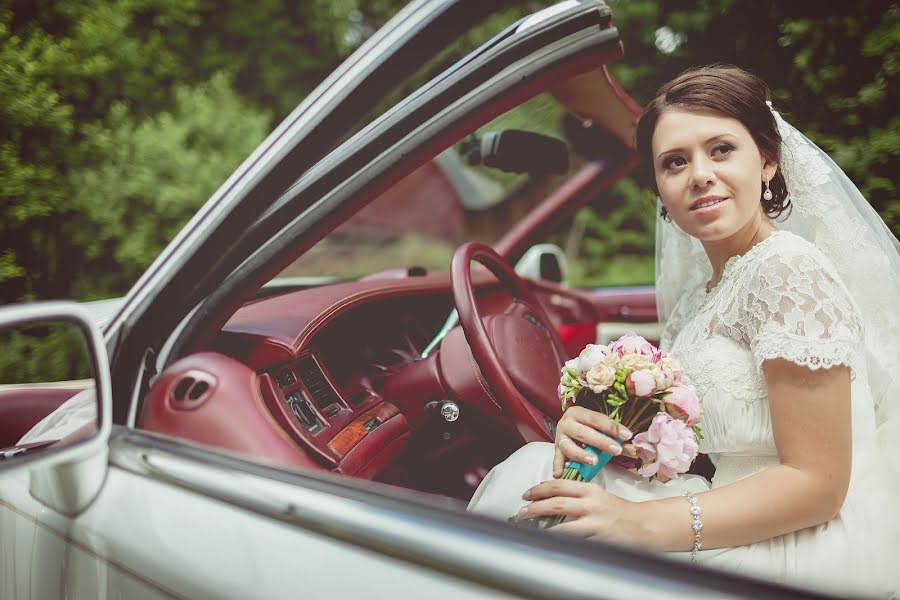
[744,246,863,371]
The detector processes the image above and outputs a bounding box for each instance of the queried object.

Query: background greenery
[2,0,897,303]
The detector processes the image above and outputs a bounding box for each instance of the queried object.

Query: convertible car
[0,1,838,598]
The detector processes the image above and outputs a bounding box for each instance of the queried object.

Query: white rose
[617,352,654,370]
[586,363,616,393]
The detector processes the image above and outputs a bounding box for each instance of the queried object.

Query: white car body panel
[0,464,515,599]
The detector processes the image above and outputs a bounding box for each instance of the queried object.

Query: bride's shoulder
[751,230,839,279]
[746,231,860,321]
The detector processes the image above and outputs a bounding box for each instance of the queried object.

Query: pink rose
[663,385,701,426]
[625,370,656,398]
[609,333,657,357]
[632,412,699,480]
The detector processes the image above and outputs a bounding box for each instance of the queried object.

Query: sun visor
[550,65,641,150]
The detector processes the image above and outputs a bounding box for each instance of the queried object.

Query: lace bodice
[662,231,867,464]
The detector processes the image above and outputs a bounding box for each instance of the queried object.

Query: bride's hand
[553,407,633,477]
[518,479,651,545]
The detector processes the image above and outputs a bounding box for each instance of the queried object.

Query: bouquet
[514,333,703,528]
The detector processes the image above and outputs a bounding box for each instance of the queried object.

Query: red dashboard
[137,271,605,497]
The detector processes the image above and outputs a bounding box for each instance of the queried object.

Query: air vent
[173,377,195,401]
[170,372,215,409]
[296,356,340,409]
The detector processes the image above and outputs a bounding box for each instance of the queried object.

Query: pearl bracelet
[683,491,703,562]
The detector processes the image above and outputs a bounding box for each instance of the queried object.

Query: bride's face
[651,108,776,241]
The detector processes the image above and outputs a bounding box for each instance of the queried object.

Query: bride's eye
[712,143,734,156]
[662,156,686,169]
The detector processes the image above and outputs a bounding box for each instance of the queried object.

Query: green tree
[0,0,269,303]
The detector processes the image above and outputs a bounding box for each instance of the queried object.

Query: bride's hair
[636,64,791,219]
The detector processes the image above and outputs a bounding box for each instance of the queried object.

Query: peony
[632,412,699,480]
[652,365,675,391]
[663,385,702,426]
[576,344,610,373]
[659,354,683,376]
[625,370,656,398]
[609,333,657,357]
[585,363,616,393]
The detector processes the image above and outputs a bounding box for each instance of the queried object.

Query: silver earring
[762,178,773,201]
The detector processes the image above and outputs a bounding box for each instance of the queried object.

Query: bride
[468,65,900,598]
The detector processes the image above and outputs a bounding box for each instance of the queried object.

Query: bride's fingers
[523,478,589,502]
[568,422,623,457]
[556,434,598,466]
[549,518,593,538]
[552,438,567,478]
[516,495,584,521]
[559,407,632,442]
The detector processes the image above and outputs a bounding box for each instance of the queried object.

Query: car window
[277,93,589,280]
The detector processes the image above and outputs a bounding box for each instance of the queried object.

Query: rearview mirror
[465,130,569,175]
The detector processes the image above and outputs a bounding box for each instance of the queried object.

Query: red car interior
[137,260,657,499]
[0,385,90,447]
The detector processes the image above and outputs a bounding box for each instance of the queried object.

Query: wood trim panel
[327,403,399,458]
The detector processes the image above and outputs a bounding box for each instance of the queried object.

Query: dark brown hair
[635,65,790,219]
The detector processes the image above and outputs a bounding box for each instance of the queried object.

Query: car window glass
[277,92,587,281]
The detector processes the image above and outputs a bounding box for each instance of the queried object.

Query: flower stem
[624,399,655,431]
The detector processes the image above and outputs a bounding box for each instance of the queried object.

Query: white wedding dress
[468,230,899,598]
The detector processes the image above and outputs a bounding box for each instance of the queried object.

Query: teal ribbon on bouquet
[563,441,619,482]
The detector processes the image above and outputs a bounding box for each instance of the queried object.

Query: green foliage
[0,321,92,384]
[66,73,269,298]
[0,0,269,302]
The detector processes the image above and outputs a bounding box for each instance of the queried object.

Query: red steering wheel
[450,242,566,443]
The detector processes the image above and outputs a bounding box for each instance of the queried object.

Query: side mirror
[0,302,111,516]
[514,243,568,285]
